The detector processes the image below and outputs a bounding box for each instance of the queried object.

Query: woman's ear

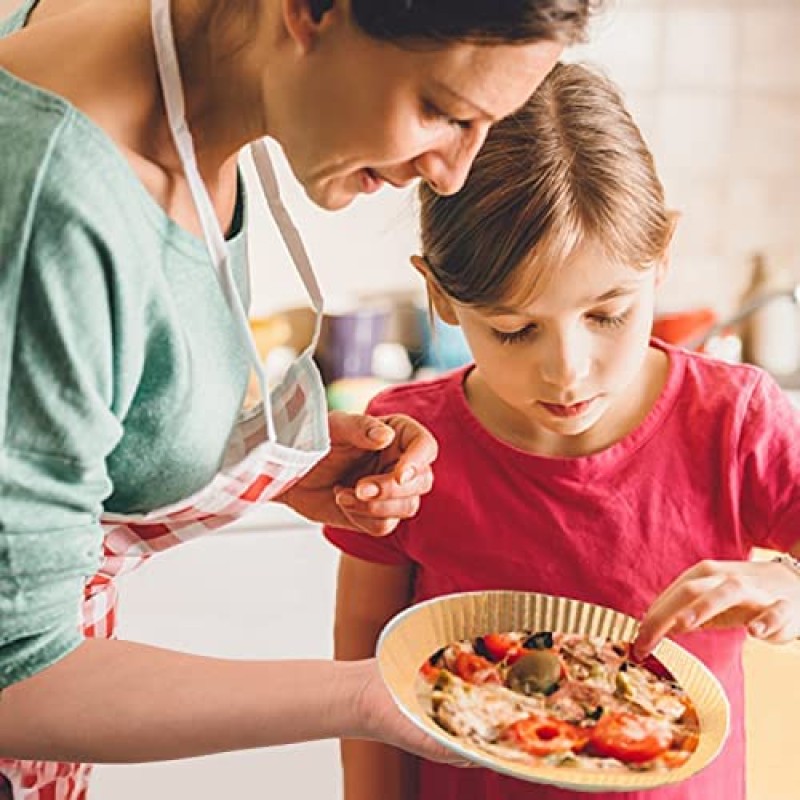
[410,255,460,325]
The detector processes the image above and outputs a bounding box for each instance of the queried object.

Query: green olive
[507,651,562,696]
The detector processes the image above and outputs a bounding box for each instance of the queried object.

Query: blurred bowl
[652,309,717,348]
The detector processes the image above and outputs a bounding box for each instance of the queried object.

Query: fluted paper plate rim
[377,590,730,792]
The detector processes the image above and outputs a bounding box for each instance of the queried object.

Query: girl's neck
[465,345,670,459]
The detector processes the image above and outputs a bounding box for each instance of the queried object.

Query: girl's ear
[282,0,336,53]
[655,210,680,287]
[410,255,460,325]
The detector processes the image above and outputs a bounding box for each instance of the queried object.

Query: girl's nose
[540,332,591,390]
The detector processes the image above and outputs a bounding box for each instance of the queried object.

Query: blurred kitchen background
[95,2,800,798]
[238,0,800,412]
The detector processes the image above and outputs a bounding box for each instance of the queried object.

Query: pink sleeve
[323,524,413,566]
[323,389,416,566]
[738,373,800,552]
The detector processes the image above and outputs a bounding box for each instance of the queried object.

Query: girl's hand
[277,411,437,536]
[632,558,800,659]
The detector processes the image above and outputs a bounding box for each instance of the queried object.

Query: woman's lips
[360,168,384,194]
[538,398,596,418]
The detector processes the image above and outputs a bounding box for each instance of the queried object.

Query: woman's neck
[170,0,278,166]
[1,0,285,173]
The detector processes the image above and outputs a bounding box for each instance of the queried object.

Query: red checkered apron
[0,3,331,792]
[0,351,329,797]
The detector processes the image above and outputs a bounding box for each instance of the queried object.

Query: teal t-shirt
[0,4,251,687]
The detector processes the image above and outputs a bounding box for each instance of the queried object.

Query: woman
[0,0,596,796]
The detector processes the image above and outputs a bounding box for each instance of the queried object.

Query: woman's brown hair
[315,1,603,47]
[419,62,674,308]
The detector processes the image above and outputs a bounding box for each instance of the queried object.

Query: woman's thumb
[328,411,395,450]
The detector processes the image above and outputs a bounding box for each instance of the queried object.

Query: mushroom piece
[507,651,562,696]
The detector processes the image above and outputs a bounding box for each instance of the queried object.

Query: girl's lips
[360,168,384,194]
[539,398,596,418]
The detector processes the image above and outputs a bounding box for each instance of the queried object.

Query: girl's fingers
[634,576,722,657]
[748,599,798,643]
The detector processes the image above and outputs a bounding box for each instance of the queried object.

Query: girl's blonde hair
[419,62,673,307]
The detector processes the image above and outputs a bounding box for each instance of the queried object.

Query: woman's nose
[414,127,487,196]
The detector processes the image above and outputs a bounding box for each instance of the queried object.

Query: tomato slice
[481,633,524,663]
[589,712,672,764]
[454,652,502,685]
[506,716,589,757]
[419,660,442,683]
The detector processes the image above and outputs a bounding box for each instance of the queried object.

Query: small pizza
[418,631,699,772]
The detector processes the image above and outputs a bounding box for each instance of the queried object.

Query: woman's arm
[334,554,416,800]
[0,637,451,764]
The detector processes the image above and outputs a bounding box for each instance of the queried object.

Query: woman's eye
[588,310,631,329]
[422,101,472,130]
[492,325,537,345]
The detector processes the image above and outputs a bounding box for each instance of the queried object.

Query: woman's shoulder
[0,70,117,223]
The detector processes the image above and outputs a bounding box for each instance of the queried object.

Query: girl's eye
[588,309,631,329]
[492,324,537,345]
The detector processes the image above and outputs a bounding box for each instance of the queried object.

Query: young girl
[325,62,800,800]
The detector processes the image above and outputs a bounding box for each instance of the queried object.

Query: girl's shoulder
[366,367,471,424]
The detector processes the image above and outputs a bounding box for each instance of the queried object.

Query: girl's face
[432,240,667,456]
[276,10,563,210]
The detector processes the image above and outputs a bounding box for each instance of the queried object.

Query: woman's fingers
[333,467,434,536]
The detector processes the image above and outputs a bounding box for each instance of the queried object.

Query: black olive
[619,661,629,672]
[428,647,445,666]
[586,706,604,721]
[473,636,492,660]
[522,631,554,650]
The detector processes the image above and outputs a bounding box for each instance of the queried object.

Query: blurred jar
[316,305,390,384]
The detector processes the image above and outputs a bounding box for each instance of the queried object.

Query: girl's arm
[334,554,416,800]
[633,541,800,658]
[0,638,451,764]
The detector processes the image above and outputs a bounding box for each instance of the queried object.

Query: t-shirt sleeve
[0,132,123,688]
[737,372,800,553]
[323,390,415,566]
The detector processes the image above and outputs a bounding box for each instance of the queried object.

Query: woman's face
[277,16,562,210]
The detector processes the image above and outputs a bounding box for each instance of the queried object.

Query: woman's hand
[632,558,800,659]
[349,659,467,765]
[277,411,437,535]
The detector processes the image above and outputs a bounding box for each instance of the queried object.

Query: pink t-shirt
[325,340,800,800]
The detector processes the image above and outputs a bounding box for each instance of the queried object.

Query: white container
[742,255,800,377]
